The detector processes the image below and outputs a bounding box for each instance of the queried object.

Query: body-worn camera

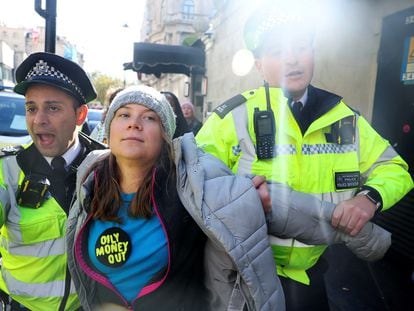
[16,175,50,208]
[330,115,356,145]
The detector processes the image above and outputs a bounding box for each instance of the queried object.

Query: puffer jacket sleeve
[174,133,284,311]
[266,183,391,261]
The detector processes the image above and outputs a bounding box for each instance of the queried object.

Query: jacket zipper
[236,273,253,311]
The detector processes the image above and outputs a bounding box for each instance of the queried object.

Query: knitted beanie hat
[104,85,176,140]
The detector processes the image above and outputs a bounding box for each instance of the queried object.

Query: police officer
[0,52,104,310]
[196,1,414,310]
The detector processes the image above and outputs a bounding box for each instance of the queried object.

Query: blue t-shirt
[88,193,168,303]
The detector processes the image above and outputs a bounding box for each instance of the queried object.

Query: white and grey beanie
[104,85,177,140]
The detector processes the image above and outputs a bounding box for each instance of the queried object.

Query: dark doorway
[372,6,414,171]
[325,8,414,311]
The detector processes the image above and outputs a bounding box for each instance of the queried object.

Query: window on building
[182,0,194,20]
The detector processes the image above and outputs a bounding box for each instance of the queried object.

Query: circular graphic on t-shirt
[95,227,132,267]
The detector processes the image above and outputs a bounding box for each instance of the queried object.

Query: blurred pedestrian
[161,91,190,138]
[181,101,202,135]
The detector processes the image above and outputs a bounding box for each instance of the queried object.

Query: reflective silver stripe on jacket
[319,189,356,205]
[269,235,315,247]
[0,187,9,218]
[1,156,20,218]
[2,268,77,297]
[355,115,361,162]
[1,156,22,242]
[233,104,256,175]
[1,236,66,257]
[361,145,400,180]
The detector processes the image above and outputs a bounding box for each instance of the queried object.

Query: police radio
[254,82,275,159]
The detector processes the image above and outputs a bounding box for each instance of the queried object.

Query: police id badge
[335,171,360,190]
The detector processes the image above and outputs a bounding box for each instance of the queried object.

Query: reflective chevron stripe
[2,236,66,257]
[2,265,77,297]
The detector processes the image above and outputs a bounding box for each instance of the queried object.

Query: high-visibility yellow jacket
[0,144,80,311]
[196,85,413,285]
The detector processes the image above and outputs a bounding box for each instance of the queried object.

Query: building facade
[140,0,215,118]
[139,0,413,122]
[0,24,84,81]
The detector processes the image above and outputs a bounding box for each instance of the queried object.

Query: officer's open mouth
[37,134,55,145]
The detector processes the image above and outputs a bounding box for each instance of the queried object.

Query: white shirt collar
[291,88,309,108]
[44,137,81,168]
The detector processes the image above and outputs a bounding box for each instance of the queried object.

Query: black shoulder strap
[214,94,247,119]
[0,145,24,159]
[79,131,107,151]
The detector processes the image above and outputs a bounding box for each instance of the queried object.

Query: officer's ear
[76,104,88,126]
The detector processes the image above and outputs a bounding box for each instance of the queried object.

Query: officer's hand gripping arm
[266,183,391,261]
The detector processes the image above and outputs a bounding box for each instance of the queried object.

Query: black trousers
[279,258,330,311]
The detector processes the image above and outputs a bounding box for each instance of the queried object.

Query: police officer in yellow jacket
[196,1,414,310]
[0,52,104,310]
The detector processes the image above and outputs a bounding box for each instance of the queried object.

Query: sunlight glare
[232,49,255,77]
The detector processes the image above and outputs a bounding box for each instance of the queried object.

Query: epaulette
[0,145,24,158]
[214,94,247,119]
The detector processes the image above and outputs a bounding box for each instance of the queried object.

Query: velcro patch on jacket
[335,171,360,190]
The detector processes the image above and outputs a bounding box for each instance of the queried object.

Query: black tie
[291,101,303,121]
[291,101,304,134]
[51,156,67,175]
[50,156,70,212]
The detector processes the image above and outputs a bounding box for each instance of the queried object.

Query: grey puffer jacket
[174,133,391,310]
[66,134,284,311]
[173,134,283,311]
